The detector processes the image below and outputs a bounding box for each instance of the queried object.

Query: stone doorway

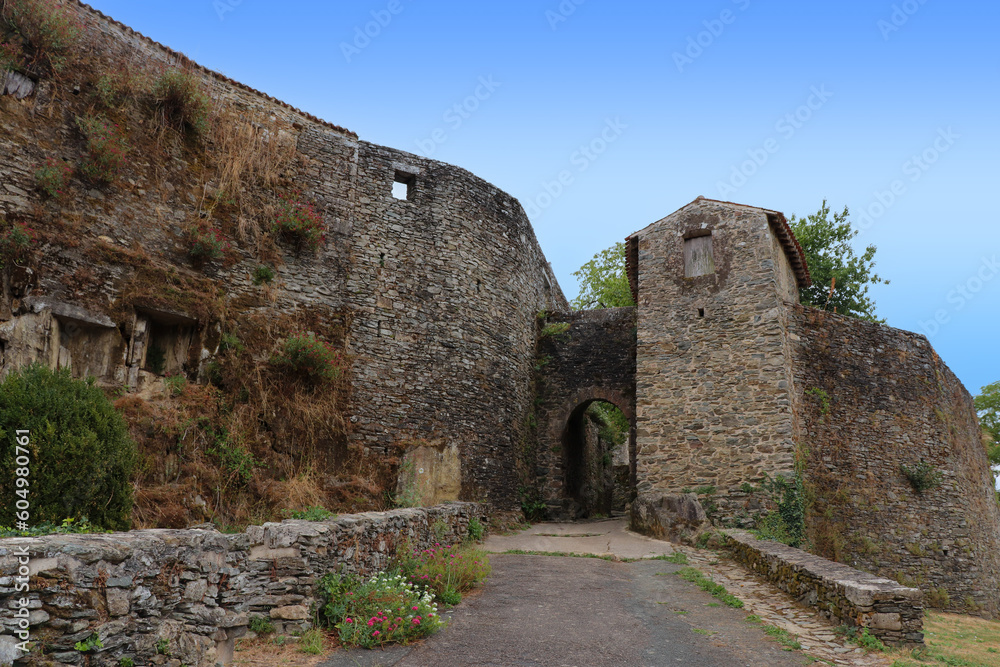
[561,399,634,519]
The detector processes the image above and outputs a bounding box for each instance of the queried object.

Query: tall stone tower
[626,197,811,522]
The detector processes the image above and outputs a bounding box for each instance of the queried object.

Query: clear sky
[84,0,999,397]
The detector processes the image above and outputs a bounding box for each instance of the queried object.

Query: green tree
[974,382,1000,466]
[571,241,635,310]
[789,200,889,321]
[0,364,136,530]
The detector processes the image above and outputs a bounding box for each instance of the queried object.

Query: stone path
[485,520,894,667]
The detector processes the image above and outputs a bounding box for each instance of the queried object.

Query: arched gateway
[533,308,637,518]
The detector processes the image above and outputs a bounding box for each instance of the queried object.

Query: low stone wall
[723,530,923,645]
[0,503,484,666]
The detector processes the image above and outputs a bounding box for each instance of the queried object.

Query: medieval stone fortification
[0,4,997,656]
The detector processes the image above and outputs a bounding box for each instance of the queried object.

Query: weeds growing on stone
[674,567,744,608]
[763,624,802,650]
[34,157,73,199]
[0,218,33,267]
[1,0,83,73]
[270,332,345,384]
[76,114,129,185]
[273,195,325,252]
[150,67,212,137]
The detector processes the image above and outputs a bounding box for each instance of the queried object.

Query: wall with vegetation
[0,0,564,527]
[790,305,1000,616]
[0,503,482,666]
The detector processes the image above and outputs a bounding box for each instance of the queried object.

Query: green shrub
[273,196,325,252]
[34,157,73,199]
[150,67,212,136]
[283,506,334,521]
[466,517,484,543]
[0,365,136,530]
[248,615,275,635]
[751,473,805,548]
[0,516,103,538]
[76,114,129,185]
[317,571,444,648]
[1,0,83,73]
[396,543,491,605]
[252,264,275,285]
[184,222,230,263]
[900,461,943,494]
[0,218,34,268]
[270,333,344,384]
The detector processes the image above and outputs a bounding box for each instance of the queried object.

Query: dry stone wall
[790,305,1000,616]
[724,530,924,646]
[0,503,483,667]
[0,1,566,508]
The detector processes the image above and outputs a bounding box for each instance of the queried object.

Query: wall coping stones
[723,529,923,645]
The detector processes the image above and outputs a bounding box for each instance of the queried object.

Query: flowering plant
[397,543,492,606]
[272,194,325,252]
[34,157,73,199]
[184,222,230,263]
[76,114,129,185]
[317,571,443,648]
[0,218,34,268]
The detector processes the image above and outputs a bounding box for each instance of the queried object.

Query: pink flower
[346,618,353,624]
[412,606,419,611]
[373,630,380,636]
[412,618,421,625]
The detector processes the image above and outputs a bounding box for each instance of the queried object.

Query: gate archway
[533,308,637,519]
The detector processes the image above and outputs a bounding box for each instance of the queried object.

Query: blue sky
[85,0,999,397]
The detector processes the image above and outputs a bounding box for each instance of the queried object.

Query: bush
[317,571,444,648]
[900,461,943,494]
[1,0,83,73]
[150,67,212,136]
[184,222,230,263]
[270,333,344,384]
[0,364,136,530]
[466,516,484,542]
[76,114,129,185]
[0,218,34,268]
[396,543,491,605]
[273,196,325,252]
[252,264,275,285]
[34,157,73,199]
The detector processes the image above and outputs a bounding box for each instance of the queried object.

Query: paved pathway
[317,519,894,667]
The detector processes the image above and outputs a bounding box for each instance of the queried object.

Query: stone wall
[790,305,1000,616]
[0,503,483,666]
[533,308,636,517]
[628,198,807,523]
[723,530,924,646]
[0,1,566,509]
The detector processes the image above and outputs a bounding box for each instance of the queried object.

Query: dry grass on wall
[115,307,399,531]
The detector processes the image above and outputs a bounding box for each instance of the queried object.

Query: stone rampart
[790,305,1000,616]
[724,530,924,645]
[0,503,483,666]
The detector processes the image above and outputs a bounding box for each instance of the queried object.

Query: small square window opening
[392,171,415,200]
